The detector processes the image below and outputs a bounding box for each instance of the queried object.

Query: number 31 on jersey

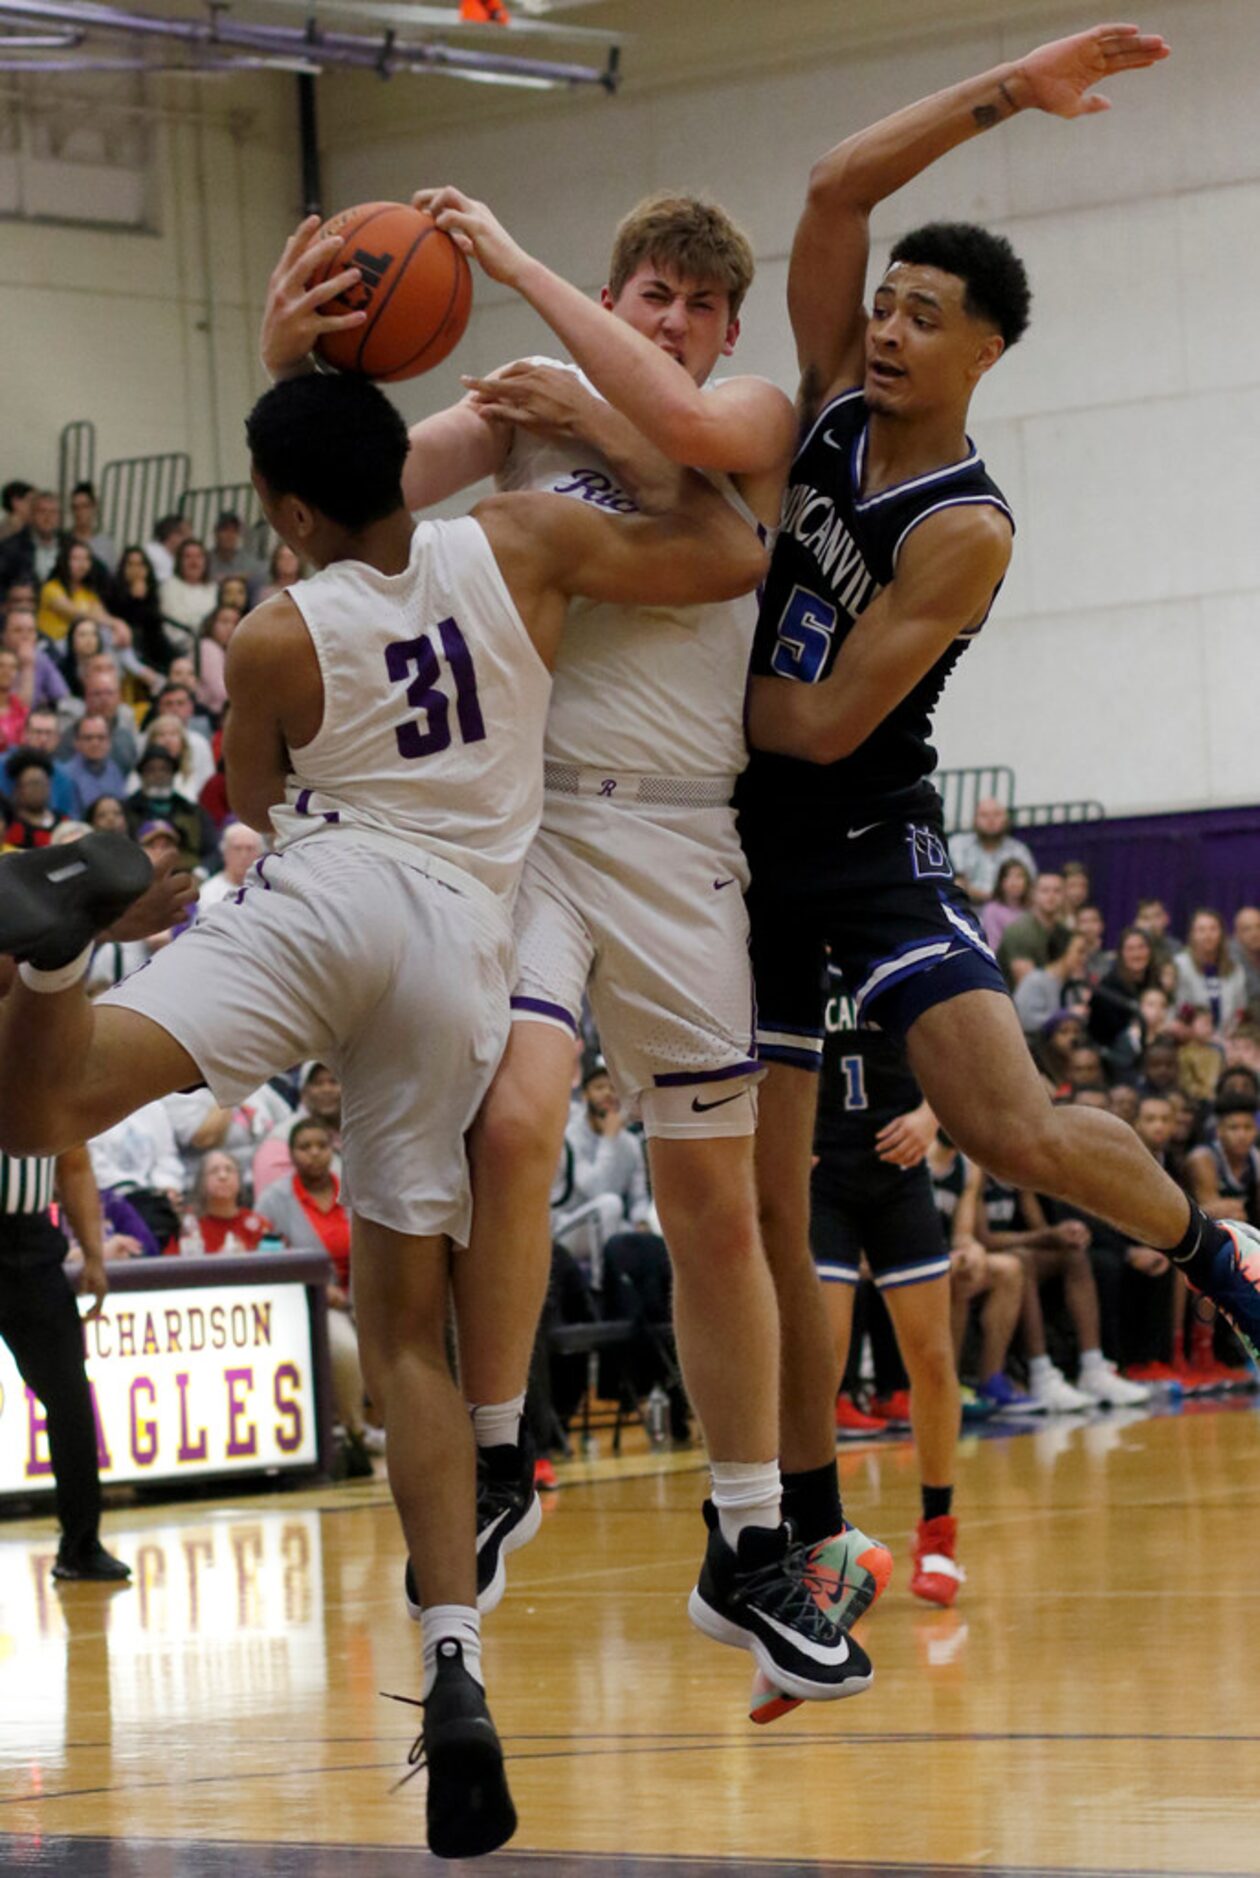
[385,616,485,760]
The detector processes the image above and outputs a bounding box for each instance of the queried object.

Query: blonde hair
[608,193,755,320]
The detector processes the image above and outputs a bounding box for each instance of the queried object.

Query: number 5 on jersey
[770,584,838,685]
[386,616,486,760]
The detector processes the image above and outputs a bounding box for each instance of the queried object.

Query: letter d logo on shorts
[906,824,953,881]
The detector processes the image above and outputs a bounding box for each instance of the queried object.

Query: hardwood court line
[0,1839,1244,1878]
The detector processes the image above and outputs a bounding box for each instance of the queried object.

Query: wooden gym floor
[0,1401,1257,1876]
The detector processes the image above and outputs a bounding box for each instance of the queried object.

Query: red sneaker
[1124,1362,1177,1384]
[910,1515,965,1608]
[835,1394,889,1439]
[870,1390,912,1424]
[533,1456,558,1489]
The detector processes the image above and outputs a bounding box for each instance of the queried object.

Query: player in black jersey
[732,25,1260,1552]
[809,967,966,1597]
[1187,1098,1260,1231]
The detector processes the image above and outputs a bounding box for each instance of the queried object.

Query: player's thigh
[98,855,345,1113]
[588,806,759,1109]
[55,1007,203,1145]
[470,1019,577,1184]
[906,988,1059,1178]
[338,874,513,1247]
[509,830,596,1042]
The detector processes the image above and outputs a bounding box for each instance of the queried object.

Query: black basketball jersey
[815,963,921,1152]
[1210,1142,1260,1226]
[930,1148,967,1224]
[737,387,1013,841]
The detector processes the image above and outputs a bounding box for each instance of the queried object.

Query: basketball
[311,200,473,382]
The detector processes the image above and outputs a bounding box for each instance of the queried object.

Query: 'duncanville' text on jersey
[737,387,1014,836]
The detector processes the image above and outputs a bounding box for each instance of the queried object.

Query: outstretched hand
[411,187,530,288]
[1015,22,1169,118]
[105,849,197,944]
[260,215,367,379]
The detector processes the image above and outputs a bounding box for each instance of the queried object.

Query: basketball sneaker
[385,1639,516,1860]
[1196,1220,1260,1366]
[910,1515,965,1607]
[977,1372,1045,1418]
[870,1389,912,1426]
[690,1505,872,1704]
[1029,1364,1091,1414]
[748,1520,892,1723]
[835,1393,888,1439]
[0,834,153,969]
[404,1430,542,1621]
[1076,1359,1150,1408]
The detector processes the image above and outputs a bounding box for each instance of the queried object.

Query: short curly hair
[888,221,1031,348]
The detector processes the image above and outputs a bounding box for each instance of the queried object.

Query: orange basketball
[312,201,473,383]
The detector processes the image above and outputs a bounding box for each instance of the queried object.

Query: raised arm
[413,187,797,481]
[747,502,1012,765]
[790,23,1169,405]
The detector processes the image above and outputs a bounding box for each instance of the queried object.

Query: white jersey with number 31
[269,515,552,906]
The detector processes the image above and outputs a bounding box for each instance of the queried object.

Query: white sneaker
[1077,1360,1150,1408]
[1031,1365,1092,1414]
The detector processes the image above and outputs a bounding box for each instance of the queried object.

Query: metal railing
[935,765,1015,836]
[57,420,96,513]
[99,453,191,552]
[1012,800,1106,829]
[179,482,267,556]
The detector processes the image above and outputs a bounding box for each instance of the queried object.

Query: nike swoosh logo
[713,877,737,890]
[476,1508,513,1554]
[847,822,883,840]
[756,1609,852,1667]
[691,1090,746,1114]
[822,430,844,450]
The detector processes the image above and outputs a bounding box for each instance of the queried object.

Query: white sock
[18,945,92,994]
[1079,1348,1107,1374]
[1029,1354,1053,1385]
[468,1394,525,1449]
[710,1460,781,1548]
[421,1603,482,1699]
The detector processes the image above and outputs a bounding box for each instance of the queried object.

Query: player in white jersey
[0,370,765,1859]
[262,196,886,1702]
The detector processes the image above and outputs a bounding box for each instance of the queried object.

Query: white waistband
[543,762,735,807]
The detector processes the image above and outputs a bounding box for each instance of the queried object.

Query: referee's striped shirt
[0,1150,55,1217]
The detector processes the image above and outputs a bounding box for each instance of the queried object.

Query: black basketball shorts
[746,816,1008,1070]
[810,1152,951,1290]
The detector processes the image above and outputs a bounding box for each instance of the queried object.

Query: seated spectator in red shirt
[3,748,64,848]
[252,1061,342,1194]
[257,1120,349,1279]
[191,1150,273,1254]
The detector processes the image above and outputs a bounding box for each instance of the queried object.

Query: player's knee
[472,1074,564,1177]
[0,1098,66,1160]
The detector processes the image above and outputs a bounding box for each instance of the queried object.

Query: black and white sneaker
[688,1506,873,1702]
[0,834,153,969]
[404,1431,542,1621]
[386,1639,517,1860]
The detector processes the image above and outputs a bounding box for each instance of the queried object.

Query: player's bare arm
[223,595,322,834]
[791,23,1169,411]
[462,362,685,515]
[747,502,1011,765]
[413,186,796,495]
[475,482,767,670]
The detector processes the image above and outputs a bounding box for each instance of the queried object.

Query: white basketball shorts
[510,791,759,1119]
[99,834,512,1244]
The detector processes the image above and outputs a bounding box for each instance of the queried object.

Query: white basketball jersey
[270,516,551,904]
[495,358,760,781]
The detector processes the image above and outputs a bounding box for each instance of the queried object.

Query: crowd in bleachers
[1,488,1257,1473]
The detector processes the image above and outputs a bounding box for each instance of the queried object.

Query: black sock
[1164,1200,1230,1288]
[921,1484,953,1523]
[780,1462,843,1546]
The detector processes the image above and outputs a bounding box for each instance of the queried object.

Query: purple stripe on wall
[1025,803,1260,945]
